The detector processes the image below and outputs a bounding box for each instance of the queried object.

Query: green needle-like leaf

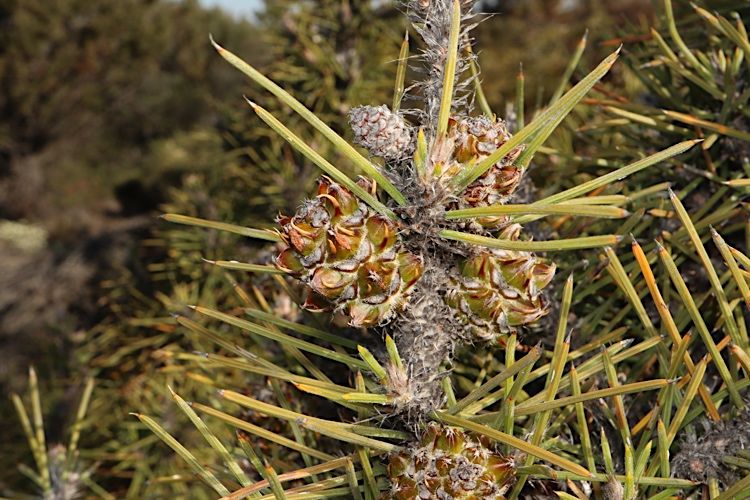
[466,43,492,118]
[657,241,744,407]
[434,412,592,477]
[550,29,588,105]
[515,140,700,224]
[711,228,750,310]
[663,110,750,142]
[451,47,620,192]
[717,472,750,500]
[219,389,407,441]
[341,393,391,404]
[203,259,286,274]
[169,387,251,487]
[296,418,401,453]
[384,335,404,371]
[445,204,628,220]
[247,100,396,219]
[437,0,461,137]
[28,368,49,491]
[440,230,622,251]
[669,189,743,347]
[264,462,288,500]
[663,0,712,80]
[66,377,94,463]
[357,345,387,382]
[133,413,230,496]
[161,213,280,242]
[190,305,367,370]
[244,308,357,348]
[515,64,525,129]
[210,36,406,206]
[450,344,542,415]
[516,379,670,416]
[666,358,708,444]
[195,403,335,462]
[393,31,409,112]
[571,366,596,474]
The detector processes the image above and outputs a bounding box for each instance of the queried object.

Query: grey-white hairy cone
[349,105,414,161]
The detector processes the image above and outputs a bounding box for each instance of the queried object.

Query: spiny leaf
[669,189,744,347]
[466,43,492,118]
[356,345,387,382]
[570,366,596,474]
[296,418,401,452]
[218,389,408,441]
[662,0,712,80]
[66,377,95,463]
[510,275,573,498]
[341,392,391,404]
[716,472,750,500]
[449,343,542,415]
[28,368,50,491]
[515,64,525,129]
[263,462,288,500]
[711,228,750,310]
[666,358,708,444]
[656,241,744,407]
[516,379,670,416]
[244,308,357,348]
[384,335,403,371]
[550,29,588,105]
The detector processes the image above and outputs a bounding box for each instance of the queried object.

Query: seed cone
[349,105,414,161]
[385,422,516,499]
[446,225,555,341]
[430,116,524,227]
[276,176,423,327]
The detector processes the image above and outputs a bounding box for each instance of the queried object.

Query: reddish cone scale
[385,423,516,499]
[447,225,556,341]
[433,116,526,228]
[276,177,423,327]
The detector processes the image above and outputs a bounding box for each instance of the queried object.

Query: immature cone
[431,116,524,226]
[276,177,423,327]
[349,105,414,161]
[447,225,555,341]
[385,423,516,499]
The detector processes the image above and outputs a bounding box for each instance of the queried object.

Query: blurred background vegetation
[0,0,662,496]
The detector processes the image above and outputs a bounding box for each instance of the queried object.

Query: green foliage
[0,0,260,418]
[145,1,750,498]
[5,369,108,499]
[4,0,749,498]
[62,1,405,497]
